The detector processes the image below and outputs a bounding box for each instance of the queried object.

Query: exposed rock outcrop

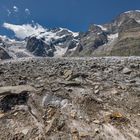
[26,37,54,57]
[73,11,140,56]
[0,47,11,60]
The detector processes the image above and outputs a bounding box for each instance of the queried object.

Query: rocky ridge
[0,57,140,139]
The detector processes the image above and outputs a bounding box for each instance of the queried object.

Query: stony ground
[0,57,140,140]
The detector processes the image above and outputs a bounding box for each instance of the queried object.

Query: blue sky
[0,0,140,35]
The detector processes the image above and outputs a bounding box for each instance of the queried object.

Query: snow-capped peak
[3,23,46,39]
[124,10,140,14]
[3,23,79,43]
[135,10,140,12]
[2,22,80,58]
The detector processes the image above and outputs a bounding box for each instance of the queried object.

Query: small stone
[36,77,42,80]
[122,68,132,74]
[72,135,79,140]
[95,85,99,90]
[93,120,100,124]
[63,70,73,80]
[13,112,18,116]
[0,113,4,118]
[111,88,118,94]
[95,128,100,134]
[70,110,77,118]
[34,83,44,88]
[61,99,68,107]
[71,128,78,133]
[79,132,89,137]
[110,112,123,118]
[86,118,90,123]
[22,129,29,135]
[95,89,100,94]
[79,131,95,138]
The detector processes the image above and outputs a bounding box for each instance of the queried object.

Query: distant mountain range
[1,10,140,60]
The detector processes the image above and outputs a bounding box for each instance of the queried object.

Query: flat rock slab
[0,85,36,96]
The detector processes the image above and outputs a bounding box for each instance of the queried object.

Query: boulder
[122,67,132,74]
[0,85,36,96]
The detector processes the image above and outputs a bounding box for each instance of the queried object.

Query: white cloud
[7,9,11,16]
[3,23,46,39]
[25,8,30,15]
[13,6,19,12]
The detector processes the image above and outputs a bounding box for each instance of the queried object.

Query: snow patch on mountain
[0,34,33,59]
[36,28,64,44]
[54,46,67,57]
[124,10,140,14]
[135,10,140,12]
[0,35,7,41]
[136,20,140,23]
[108,33,118,40]
[97,25,107,31]
[60,28,79,37]
[7,40,34,59]
[0,35,17,46]
[106,33,118,45]
[3,23,46,39]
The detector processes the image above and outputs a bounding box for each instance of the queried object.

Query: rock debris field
[0,57,140,140]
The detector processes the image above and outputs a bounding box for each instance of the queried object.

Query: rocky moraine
[0,57,140,140]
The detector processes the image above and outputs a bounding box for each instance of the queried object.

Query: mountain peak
[124,10,140,14]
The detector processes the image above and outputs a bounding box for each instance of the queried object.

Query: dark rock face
[0,37,3,43]
[0,92,28,112]
[104,10,140,33]
[0,47,11,60]
[119,18,140,33]
[26,37,54,57]
[109,18,140,56]
[80,32,108,56]
[88,24,103,33]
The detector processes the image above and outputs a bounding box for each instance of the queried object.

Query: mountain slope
[74,10,140,56]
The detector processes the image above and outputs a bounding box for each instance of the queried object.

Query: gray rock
[0,47,11,60]
[0,85,36,96]
[122,67,132,74]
